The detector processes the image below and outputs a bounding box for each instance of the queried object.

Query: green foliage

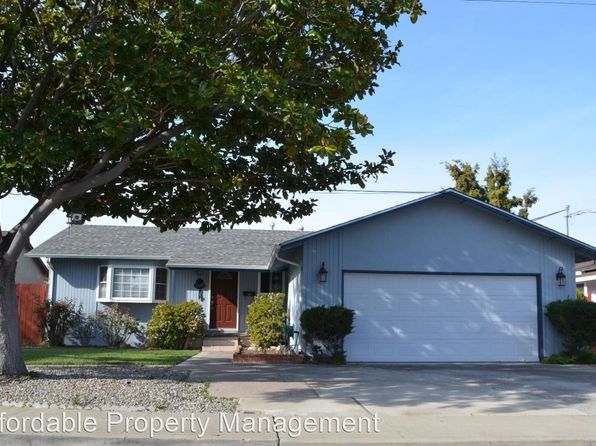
[577,288,587,301]
[0,1,425,233]
[246,293,286,350]
[70,307,96,346]
[300,306,354,363]
[445,155,538,218]
[542,352,596,365]
[545,299,596,354]
[95,304,140,347]
[35,299,79,347]
[146,301,206,349]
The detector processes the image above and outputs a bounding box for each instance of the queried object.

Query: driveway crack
[352,396,374,416]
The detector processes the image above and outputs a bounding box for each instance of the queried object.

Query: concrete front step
[202,336,239,352]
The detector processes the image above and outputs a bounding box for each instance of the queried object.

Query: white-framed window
[97,265,169,302]
[259,271,286,294]
[98,266,108,299]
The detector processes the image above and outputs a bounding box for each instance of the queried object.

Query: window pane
[156,268,168,284]
[271,272,283,293]
[112,267,149,299]
[98,283,107,299]
[155,284,167,300]
[260,272,271,293]
[99,266,108,283]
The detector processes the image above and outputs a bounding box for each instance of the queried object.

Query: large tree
[0,1,425,375]
[445,155,538,218]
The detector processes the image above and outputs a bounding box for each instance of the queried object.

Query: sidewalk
[2,406,596,445]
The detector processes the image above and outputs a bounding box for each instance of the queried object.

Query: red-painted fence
[16,284,47,345]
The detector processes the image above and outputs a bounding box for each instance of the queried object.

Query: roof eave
[166,263,268,270]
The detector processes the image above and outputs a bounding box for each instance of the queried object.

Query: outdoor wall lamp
[318,262,328,283]
[556,267,566,287]
[194,277,205,301]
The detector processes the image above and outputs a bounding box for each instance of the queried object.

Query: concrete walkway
[2,353,596,444]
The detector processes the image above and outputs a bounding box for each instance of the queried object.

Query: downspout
[46,258,55,303]
[274,252,300,268]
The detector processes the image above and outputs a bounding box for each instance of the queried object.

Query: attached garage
[344,273,539,362]
[278,189,596,362]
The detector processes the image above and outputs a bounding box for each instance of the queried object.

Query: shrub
[543,352,596,365]
[300,305,355,364]
[95,304,140,347]
[146,301,206,349]
[70,309,96,346]
[545,299,596,354]
[35,299,79,346]
[246,293,286,350]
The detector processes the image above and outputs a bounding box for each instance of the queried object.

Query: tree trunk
[0,261,28,376]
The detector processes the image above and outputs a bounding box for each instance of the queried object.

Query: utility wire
[312,189,436,194]
[463,0,596,5]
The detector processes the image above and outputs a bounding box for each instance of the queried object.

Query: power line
[312,189,436,194]
[463,0,596,5]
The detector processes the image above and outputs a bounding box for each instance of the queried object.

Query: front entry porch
[169,268,288,333]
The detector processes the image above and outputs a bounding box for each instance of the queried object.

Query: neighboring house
[2,232,48,285]
[576,260,596,301]
[28,189,596,362]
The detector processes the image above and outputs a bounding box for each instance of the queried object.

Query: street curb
[0,434,278,446]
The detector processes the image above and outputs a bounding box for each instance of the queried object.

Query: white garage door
[344,273,539,362]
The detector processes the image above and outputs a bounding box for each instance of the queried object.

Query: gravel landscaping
[0,365,237,412]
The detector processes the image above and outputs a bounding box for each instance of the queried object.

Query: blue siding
[52,258,100,315]
[238,271,259,332]
[294,195,578,356]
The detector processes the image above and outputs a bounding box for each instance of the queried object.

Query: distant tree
[0,1,425,375]
[445,155,538,218]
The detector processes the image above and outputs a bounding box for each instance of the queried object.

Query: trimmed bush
[545,299,596,354]
[146,301,206,349]
[70,310,96,346]
[300,305,354,364]
[246,293,286,350]
[95,304,140,347]
[35,299,79,346]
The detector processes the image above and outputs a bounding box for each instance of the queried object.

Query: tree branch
[3,124,186,266]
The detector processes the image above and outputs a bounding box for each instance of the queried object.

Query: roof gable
[280,189,596,262]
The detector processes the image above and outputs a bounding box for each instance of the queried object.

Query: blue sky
[2,0,596,246]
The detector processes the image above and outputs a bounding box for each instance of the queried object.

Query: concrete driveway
[177,353,596,417]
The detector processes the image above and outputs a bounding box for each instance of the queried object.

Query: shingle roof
[27,226,307,269]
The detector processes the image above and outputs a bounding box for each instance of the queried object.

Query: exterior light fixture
[194,277,205,301]
[318,262,328,283]
[556,267,566,287]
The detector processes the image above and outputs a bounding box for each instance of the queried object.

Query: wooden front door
[210,271,238,329]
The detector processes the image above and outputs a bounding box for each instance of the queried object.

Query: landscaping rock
[0,366,237,412]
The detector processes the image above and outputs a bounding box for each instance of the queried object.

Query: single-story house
[28,189,596,362]
[576,260,596,302]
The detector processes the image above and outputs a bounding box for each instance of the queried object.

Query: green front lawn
[23,347,198,366]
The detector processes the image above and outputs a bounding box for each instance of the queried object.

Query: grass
[23,347,198,366]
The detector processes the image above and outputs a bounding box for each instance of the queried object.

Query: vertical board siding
[297,196,580,356]
[51,258,99,316]
[170,268,211,322]
[16,284,47,345]
[303,231,342,308]
[540,238,576,355]
[238,271,259,332]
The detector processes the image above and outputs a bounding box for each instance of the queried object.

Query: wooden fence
[16,283,47,345]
